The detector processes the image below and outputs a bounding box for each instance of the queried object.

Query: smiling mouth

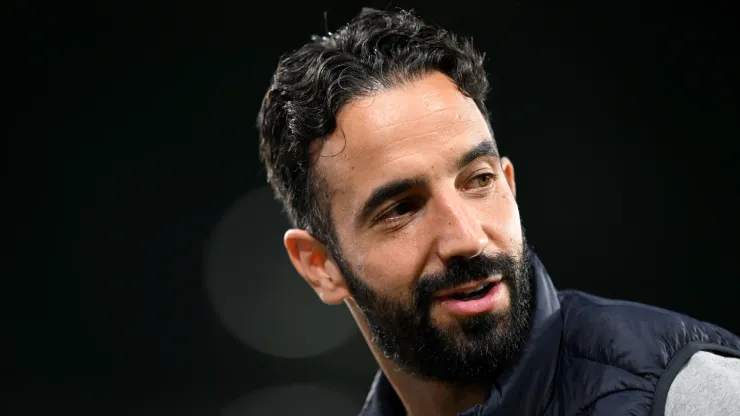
[445,282,495,301]
[434,276,501,300]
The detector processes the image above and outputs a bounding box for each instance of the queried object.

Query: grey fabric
[666,351,740,416]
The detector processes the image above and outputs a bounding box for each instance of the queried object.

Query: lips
[434,276,502,298]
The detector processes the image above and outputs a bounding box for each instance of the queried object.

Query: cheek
[351,234,427,298]
[484,193,523,249]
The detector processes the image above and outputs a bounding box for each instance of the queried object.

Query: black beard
[335,240,536,385]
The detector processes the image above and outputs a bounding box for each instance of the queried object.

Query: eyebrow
[356,139,499,227]
[456,139,499,170]
[358,176,427,226]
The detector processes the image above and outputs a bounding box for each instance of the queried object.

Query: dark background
[5,1,739,414]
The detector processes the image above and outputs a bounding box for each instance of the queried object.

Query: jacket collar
[359,253,562,416]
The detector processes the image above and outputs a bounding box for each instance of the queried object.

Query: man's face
[315,72,534,384]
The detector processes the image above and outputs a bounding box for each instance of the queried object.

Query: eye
[377,198,422,223]
[468,172,496,189]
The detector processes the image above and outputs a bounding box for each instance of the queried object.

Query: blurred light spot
[204,186,356,358]
[222,384,360,416]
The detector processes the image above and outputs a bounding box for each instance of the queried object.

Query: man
[257,8,740,416]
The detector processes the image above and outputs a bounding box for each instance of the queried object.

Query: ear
[500,156,516,198]
[283,229,351,305]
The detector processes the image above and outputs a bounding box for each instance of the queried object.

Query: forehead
[315,72,492,219]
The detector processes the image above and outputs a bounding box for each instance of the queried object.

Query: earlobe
[283,229,350,305]
[500,156,516,198]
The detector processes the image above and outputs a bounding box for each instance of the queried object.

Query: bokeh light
[204,186,357,358]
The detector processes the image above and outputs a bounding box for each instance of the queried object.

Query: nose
[433,195,489,264]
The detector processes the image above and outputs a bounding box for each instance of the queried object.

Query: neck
[347,299,489,416]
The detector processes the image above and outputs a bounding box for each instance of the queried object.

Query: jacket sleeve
[665,351,740,416]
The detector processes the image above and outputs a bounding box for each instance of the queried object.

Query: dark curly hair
[257,8,492,252]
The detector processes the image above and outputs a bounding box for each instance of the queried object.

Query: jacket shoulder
[557,290,740,376]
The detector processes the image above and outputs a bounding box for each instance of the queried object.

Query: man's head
[258,9,534,384]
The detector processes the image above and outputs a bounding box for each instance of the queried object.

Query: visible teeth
[462,283,487,294]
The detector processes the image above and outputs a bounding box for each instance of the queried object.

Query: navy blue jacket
[359,255,740,416]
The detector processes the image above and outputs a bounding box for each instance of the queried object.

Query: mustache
[414,253,519,309]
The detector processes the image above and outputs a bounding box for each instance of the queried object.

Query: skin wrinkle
[378,121,475,148]
[320,93,480,165]
[367,107,466,132]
